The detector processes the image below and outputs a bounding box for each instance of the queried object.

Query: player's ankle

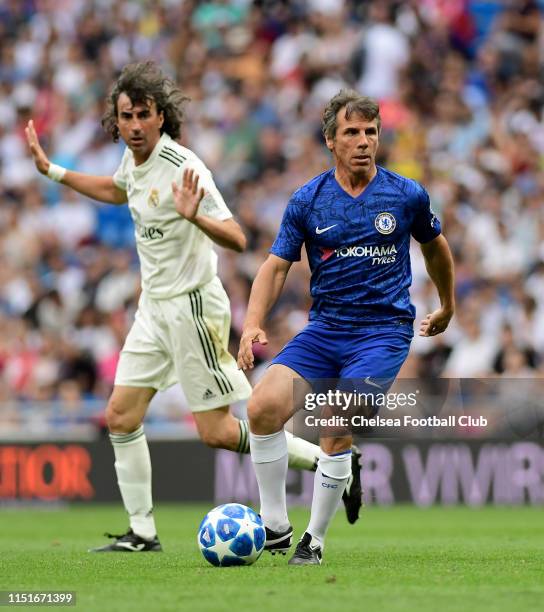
[306,530,324,549]
[264,518,290,533]
[130,513,156,541]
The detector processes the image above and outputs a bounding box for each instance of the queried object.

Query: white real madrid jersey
[112,133,232,299]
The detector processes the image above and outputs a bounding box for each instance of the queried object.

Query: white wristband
[47,163,66,182]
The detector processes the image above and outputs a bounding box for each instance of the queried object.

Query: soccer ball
[197,503,266,567]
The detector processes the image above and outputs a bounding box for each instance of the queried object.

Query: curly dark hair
[322,89,381,141]
[101,61,189,142]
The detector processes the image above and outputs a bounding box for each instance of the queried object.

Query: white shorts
[115,277,252,412]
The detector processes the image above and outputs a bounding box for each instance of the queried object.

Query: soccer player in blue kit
[237,90,455,565]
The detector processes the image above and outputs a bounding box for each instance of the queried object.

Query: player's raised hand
[25,120,50,175]
[237,326,268,370]
[172,168,205,222]
[419,307,453,337]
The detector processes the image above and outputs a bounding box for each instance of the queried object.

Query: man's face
[116,92,164,162]
[326,109,379,177]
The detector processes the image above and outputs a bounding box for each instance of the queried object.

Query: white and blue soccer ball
[197,503,266,567]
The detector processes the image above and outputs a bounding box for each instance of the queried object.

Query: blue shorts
[271,320,413,411]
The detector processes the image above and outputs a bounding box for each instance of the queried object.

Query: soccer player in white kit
[25,62,360,552]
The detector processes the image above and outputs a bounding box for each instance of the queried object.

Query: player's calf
[193,406,242,451]
[247,391,288,435]
[198,429,233,449]
[105,385,153,434]
[105,404,143,434]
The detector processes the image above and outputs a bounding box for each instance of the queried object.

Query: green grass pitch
[2,504,543,612]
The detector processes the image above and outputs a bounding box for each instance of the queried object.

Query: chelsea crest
[375,212,396,235]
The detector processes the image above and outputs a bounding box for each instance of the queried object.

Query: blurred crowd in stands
[0,0,544,433]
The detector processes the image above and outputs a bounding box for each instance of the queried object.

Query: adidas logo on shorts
[202,388,216,400]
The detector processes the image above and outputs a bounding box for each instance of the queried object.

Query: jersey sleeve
[185,160,232,221]
[410,185,441,243]
[270,195,306,262]
[112,148,129,191]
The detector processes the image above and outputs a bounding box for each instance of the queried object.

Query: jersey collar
[331,166,381,201]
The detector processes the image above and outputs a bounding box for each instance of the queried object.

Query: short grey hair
[322,89,381,140]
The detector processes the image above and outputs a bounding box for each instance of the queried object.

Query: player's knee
[247,390,283,433]
[105,398,140,433]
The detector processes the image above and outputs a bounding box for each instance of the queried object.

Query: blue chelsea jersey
[270,166,441,327]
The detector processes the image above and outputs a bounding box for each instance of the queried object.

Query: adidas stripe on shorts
[115,276,251,411]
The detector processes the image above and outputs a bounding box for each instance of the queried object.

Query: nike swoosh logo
[116,542,146,551]
[364,376,382,389]
[315,224,337,234]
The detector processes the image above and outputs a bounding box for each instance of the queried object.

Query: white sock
[285,430,319,471]
[249,429,289,531]
[238,421,318,471]
[110,425,157,540]
[306,449,352,547]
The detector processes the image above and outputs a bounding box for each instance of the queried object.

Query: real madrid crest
[375,212,396,235]
[148,188,160,208]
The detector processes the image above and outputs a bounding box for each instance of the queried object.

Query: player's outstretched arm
[172,168,246,252]
[419,234,455,337]
[25,120,127,204]
[237,254,292,370]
